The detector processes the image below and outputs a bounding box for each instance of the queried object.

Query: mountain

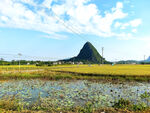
[145,56,150,62]
[140,56,150,63]
[61,42,108,64]
[138,56,150,63]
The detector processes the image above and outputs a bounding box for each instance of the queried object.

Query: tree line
[0,58,53,66]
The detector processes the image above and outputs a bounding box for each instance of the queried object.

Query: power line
[0,53,16,56]
[51,12,88,42]
[0,53,71,61]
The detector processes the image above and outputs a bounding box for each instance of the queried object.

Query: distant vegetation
[116,60,150,64]
[0,59,53,66]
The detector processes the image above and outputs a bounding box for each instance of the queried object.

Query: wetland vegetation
[1,64,150,112]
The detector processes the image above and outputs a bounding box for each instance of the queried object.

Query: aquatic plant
[0,79,150,112]
[140,91,150,106]
[113,98,131,109]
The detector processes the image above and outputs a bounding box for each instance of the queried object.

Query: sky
[0,0,150,61]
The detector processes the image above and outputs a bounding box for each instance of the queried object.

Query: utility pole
[102,47,104,64]
[144,55,146,64]
[144,55,146,61]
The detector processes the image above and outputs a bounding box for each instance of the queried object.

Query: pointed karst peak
[146,56,150,62]
[84,41,92,46]
[81,41,95,51]
[61,41,107,64]
[75,41,104,63]
[85,41,91,44]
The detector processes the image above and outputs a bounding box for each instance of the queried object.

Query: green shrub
[131,103,147,111]
[140,91,150,106]
[113,98,131,109]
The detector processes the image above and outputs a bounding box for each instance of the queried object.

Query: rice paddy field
[2,64,150,77]
[0,64,150,113]
[50,64,150,77]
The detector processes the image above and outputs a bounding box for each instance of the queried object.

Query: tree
[0,58,4,61]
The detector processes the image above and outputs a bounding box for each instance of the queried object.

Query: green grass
[0,99,150,113]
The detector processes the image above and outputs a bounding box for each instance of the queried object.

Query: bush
[132,103,147,111]
[113,98,131,109]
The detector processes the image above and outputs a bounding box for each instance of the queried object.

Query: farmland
[50,64,150,77]
[0,64,150,112]
[1,64,150,81]
[2,64,150,76]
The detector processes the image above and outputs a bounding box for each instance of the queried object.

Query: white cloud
[0,0,142,39]
[118,19,142,29]
[67,4,98,25]
[116,2,123,9]
[130,19,142,27]
[52,4,66,16]
[132,29,137,33]
[43,33,68,40]
[90,2,127,34]
[0,16,9,22]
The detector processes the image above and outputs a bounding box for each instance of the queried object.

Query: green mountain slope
[63,42,107,64]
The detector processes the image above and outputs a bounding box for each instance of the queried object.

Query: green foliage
[141,62,150,64]
[77,102,94,113]
[113,98,148,111]
[140,91,150,99]
[0,100,23,111]
[131,103,147,111]
[140,91,150,106]
[0,59,53,66]
[113,98,131,109]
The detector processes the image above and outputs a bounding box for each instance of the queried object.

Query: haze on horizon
[0,0,150,61]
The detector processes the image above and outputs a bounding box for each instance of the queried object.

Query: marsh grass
[0,70,75,80]
[113,98,148,111]
[0,99,150,113]
[0,79,150,113]
[1,69,150,82]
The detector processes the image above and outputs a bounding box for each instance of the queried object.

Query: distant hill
[116,60,140,64]
[116,57,150,64]
[61,42,109,64]
[145,56,150,62]
[138,56,150,63]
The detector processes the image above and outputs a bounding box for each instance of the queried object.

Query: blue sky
[0,0,150,61]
